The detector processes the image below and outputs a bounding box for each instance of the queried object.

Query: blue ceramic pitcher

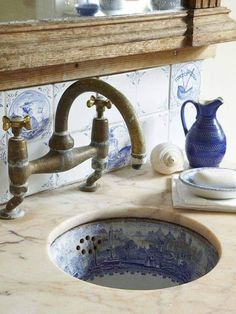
[181,98,226,168]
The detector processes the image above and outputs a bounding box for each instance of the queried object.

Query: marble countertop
[0,164,236,314]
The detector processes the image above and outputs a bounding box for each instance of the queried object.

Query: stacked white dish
[179,168,236,200]
[172,167,236,212]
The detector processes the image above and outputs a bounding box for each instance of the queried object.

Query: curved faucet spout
[1,78,146,219]
[49,78,146,167]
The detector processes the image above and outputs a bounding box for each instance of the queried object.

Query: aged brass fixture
[0,78,146,220]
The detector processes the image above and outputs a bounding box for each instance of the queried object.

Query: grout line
[167,64,173,141]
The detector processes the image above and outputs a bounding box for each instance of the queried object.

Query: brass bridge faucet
[0,78,146,220]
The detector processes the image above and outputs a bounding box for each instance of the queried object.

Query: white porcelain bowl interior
[49,215,219,290]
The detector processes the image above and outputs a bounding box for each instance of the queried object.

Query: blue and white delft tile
[55,130,91,187]
[107,123,131,171]
[0,150,10,206]
[27,139,55,196]
[141,112,169,159]
[108,112,169,170]
[136,66,170,116]
[170,61,202,109]
[54,81,95,133]
[168,103,197,150]
[101,72,138,124]
[5,85,53,142]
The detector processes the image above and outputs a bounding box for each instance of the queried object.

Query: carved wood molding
[0,11,190,73]
[0,6,235,90]
[189,7,236,46]
[185,0,221,9]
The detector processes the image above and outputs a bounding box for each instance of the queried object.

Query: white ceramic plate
[179,168,236,200]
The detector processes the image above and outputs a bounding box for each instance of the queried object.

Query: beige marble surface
[0,164,236,314]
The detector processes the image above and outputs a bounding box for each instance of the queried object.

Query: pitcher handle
[181,100,199,136]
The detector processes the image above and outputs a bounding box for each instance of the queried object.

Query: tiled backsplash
[0,61,202,205]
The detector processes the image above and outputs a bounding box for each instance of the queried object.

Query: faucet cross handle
[87,96,112,118]
[2,116,32,133]
[87,95,112,111]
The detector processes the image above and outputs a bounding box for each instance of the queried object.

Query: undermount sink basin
[48,211,220,290]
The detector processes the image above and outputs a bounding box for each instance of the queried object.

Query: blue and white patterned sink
[49,218,219,290]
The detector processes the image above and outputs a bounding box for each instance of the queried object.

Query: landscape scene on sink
[51,219,219,287]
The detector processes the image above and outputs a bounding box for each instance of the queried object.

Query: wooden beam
[0,6,235,90]
[0,8,234,73]
[0,46,216,91]
[0,11,189,73]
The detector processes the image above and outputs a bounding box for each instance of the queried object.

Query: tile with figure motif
[5,85,53,142]
[101,72,137,124]
[0,150,9,206]
[107,122,132,171]
[136,67,170,116]
[55,130,92,187]
[170,61,202,109]
[27,138,55,196]
[54,81,95,133]
[99,112,168,172]
[0,92,6,149]
[169,104,197,150]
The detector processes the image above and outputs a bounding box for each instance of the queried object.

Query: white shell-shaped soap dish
[179,168,236,200]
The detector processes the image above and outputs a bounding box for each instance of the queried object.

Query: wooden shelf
[0,6,235,91]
